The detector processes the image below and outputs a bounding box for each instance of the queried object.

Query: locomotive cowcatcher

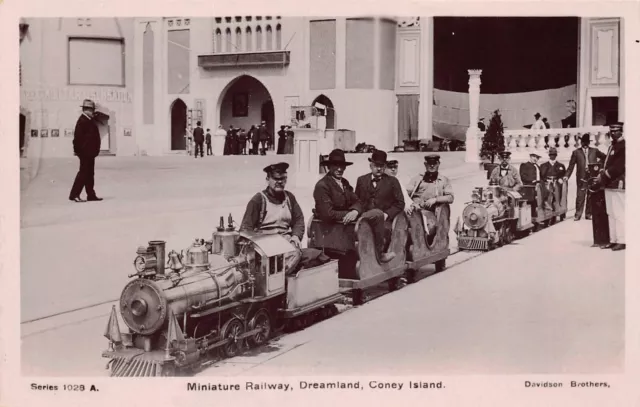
[102,215,341,377]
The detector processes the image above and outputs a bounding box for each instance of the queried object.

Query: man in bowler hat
[592,122,626,251]
[489,151,523,191]
[69,99,103,202]
[564,133,607,220]
[313,149,395,263]
[355,150,405,257]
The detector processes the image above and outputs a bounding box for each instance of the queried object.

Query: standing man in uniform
[593,122,625,251]
[69,99,103,203]
[564,133,607,221]
[355,150,405,257]
[405,154,454,216]
[193,121,205,158]
[489,151,523,191]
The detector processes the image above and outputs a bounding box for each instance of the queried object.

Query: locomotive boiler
[102,215,341,377]
[455,184,533,251]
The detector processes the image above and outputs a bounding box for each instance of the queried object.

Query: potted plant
[479,109,505,179]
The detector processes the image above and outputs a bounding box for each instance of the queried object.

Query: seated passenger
[313,149,395,263]
[540,147,567,212]
[519,152,549,209]
[355,150,405,259]
[384,159,413,212]
[405,154,454,216]
[240,162,305,273]
[489,151,523,191]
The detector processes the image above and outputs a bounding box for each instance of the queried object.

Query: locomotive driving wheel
[247,309,271,348]
[220,318,245,359]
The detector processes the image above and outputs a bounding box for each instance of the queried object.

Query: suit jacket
[519,162,541,185]
[313,174,363,222]
[489,165,523,190]
[566,147,606,182]
[73,114,101,158]
[193,127,205,143]
[603,139,625,189]
[540,161,567,180]
[355,173,405,221]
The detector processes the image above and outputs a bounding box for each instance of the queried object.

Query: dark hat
[548,147,558,155]
[321,149,353,166]
[263,162,289,175]
[386,159,399,167]
[530,152,542,158]
[609,122,624,130]
[498,151,512,158]
[534,112,541,119]
[197,121,202,126]
[368,150,387,165]
[424,154,441,163]
[580,133,591,144]
[81,99,96,110]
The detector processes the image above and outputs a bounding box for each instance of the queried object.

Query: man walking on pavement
[564,133,607,220]
[193,121,205,158]
[69,99,103,203]
[205,128,212,156]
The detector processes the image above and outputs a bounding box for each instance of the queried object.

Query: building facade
[19,17,623,157]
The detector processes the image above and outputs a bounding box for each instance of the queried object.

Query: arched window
[266,25,273,51]
[245,26,252,52]
[235,27,242,51]
[225,28,231,52]
[215,28,222,53]
[256,26,263,51]
[276,24,282,49]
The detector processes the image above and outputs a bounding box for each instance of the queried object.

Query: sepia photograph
[2,2,637,405]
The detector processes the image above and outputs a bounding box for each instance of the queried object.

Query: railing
[500,126,611,159]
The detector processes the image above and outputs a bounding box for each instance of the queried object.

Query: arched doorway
[312,94,335,129]
[218,75,275,150]
[170,98,187,151]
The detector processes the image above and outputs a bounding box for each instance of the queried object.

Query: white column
[618,17,625,122]
[418,17,434,141]
[465,69,482,163]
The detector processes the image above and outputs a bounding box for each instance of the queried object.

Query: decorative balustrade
[500,126,610,160]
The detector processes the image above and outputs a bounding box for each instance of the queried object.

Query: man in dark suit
[69,99,102,203]
[355,150,405,255]
[592,122,625,251]
[313,149,394,263]
[258,121,270,154]
[520,152,548,210]
[193,121,205,158]
[540,148,567,213]
[564,133,607,220]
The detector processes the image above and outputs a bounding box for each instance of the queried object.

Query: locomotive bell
[183,239,210,273]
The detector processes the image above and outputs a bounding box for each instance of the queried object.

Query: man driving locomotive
[313,149,395,263]
[240,162,305,272]
[404,154,454,215]
[355,150,405,258]
[489,151,523,191]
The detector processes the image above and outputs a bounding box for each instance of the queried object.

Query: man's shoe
[601,243,615,249]
[379,252,396,263]
[586,215,592,220]
[69,197,85,203]
[87,196,103,202]
[611,244,626,251]
[574,216,581,221]
[591,243,601,248]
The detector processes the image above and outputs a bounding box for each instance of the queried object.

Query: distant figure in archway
[284,125,295,154]
[213,125,226,156]
[277,125,286,154]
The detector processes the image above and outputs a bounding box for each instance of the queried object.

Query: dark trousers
[590,189,610,245]
[575,180,591,218]
[69,156,96,199]
[206,142,212,155]
[195,142,204,157]
[252,141,259,155]
[360,209,388,255]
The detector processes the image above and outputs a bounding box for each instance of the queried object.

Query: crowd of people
[187,121,296,158]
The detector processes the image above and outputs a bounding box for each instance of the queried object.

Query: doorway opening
[591,97,619,126]
[312,94,336,129]
[170,98,187,151]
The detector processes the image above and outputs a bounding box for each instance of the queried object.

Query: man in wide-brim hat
[565,132,607,221]
[489,151,523,191]
[353,150,405,262]
[68,99,103,203]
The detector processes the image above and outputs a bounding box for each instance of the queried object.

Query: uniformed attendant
[69,99,103,203]
[405,154,454,215]
[240,162,305,273]
[593,122,626,251]
[565,133,607,221]
[587,162,610,247]
[489,151,523,191]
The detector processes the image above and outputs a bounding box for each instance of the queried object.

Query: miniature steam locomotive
[102,216,341,377]
[455,178,568,251]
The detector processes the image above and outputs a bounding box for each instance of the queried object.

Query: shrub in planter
[479,109,506,178]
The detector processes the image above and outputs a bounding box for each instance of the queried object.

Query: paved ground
[20,215,623,377]
[21,152,493,322]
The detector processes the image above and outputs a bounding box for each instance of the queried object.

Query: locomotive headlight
[134,255,147,272]
[133,246,158,275]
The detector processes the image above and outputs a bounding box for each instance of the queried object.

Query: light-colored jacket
[405,173,454,207]
[489,164,523,190]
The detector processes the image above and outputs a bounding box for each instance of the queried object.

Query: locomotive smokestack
[217,216,224,232]
[148,240,166,275]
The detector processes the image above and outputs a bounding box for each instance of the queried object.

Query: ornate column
[465,69,482,163]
